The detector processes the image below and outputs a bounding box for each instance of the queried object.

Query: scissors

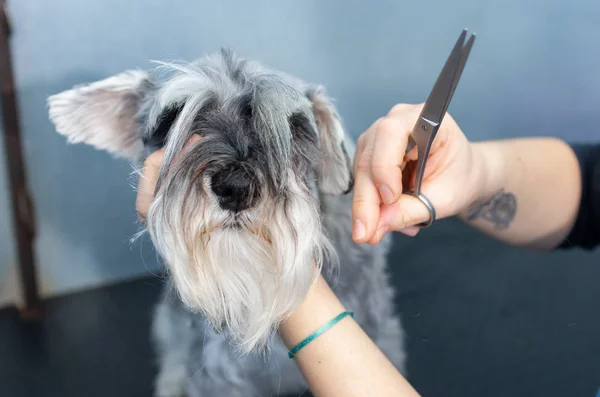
[404,28,476,228]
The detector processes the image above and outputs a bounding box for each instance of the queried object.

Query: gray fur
[153,192,406,397]
[46,49,406,396]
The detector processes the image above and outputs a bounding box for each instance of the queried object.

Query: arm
[554,142,600,250]
[459,137,585,250]
[279,274,421,397]
[353,103,600,250]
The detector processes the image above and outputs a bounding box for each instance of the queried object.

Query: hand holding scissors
[352,29,478,244]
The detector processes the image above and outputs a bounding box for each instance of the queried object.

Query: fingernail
[379,185,394,205]
[353,219,366,240]
[400,227,419,237]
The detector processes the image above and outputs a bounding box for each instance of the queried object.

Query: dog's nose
[211,169,255,213]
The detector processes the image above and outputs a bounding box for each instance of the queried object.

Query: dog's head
[48,50,354,353]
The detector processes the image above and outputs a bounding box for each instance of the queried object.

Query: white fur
[47,70,149,159]
[147,171,334,354]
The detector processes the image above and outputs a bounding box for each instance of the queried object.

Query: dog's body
[152,191,405,396]
[47,49,406,396]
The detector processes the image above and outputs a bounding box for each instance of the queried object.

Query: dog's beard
[146,169,333,354]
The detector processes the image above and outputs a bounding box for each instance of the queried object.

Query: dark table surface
[1,217,599,397]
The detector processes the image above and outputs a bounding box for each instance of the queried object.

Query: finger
[174,133,202,165]
[370,116,414,205]
[367,227,423,246]
[136,134,202,221]
[353,118,380,176]
[398,227,420,237]
[367,223,420,245]
[387,103,424,116]
[136,148,165,222]
[352,121,381,243]
[367,216,389,245]
[377,194,433,232]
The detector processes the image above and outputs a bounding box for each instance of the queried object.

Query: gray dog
[47,49,407,396]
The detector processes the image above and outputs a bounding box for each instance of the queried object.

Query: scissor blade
[441,32,475,117]
[420,29,473,124]
[405,29,475,155]
[406,135,417,153]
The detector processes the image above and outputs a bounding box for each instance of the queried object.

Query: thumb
[369,193,433,243]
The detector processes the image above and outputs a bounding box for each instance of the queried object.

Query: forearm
[279,274,420,397]
[459,137,581,250]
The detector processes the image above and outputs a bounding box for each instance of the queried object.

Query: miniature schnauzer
[47,49,407,396]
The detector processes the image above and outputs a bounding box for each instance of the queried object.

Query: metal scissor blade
[407,134,417,153]
[405,29,475,154]
[420,28,474,124]
[441,32,475,117]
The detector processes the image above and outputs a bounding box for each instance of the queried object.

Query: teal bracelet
[288,311,354,359]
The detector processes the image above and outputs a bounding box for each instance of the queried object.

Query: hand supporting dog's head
[48,50,353,353]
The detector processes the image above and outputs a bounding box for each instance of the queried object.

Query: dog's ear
[306,85,353,195]
[47,70,153,161]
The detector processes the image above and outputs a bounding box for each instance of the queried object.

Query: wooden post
[0,0,41,319]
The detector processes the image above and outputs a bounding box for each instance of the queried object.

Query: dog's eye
[288,113,318,145]
[144,103,184,148]
[235,94,253,122]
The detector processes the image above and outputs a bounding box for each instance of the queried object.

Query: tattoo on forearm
[464,189,517,229]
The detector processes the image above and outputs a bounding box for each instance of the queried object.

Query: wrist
[460,141,505,218]
[279,273,346,350]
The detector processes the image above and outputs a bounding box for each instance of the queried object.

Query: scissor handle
[404,116,440,228]
[407,116,439,195]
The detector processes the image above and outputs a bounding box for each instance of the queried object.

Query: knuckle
[398,201,428,228]
[397,210,415,228]
[389,103,410,115]
[376,116,410,139]
[375,120,398,142]
[377,116,397,133]
[351,196,371,214]
[357,134,366,150]
[135,204,147,221]
[142,157,155,170]
[143,150,163,168]
[136,211,147,225]
[370,163,396,182]
[389,103,422,116]
[135,195,146,210]
[370,151,398,167]
[355,152,372,172]
[352,196,367,206]
[370,117,386,134]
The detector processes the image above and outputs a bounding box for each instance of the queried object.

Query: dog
[47,49,407,396]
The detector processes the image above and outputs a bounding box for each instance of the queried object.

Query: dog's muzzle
[211,166,260,213]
